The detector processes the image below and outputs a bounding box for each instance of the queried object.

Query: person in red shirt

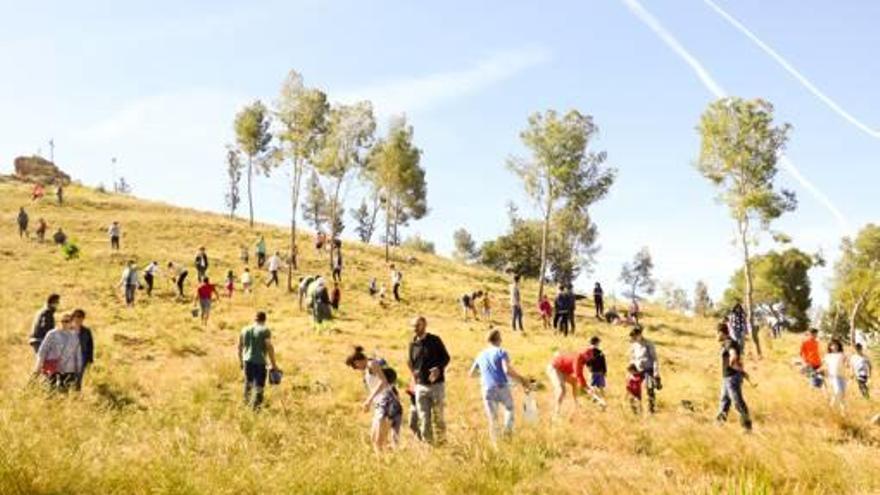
[539,295,552,330]
[626,364,643,415]
[195,277,220,327]
[800,328,823,388]
[546,348,591,417]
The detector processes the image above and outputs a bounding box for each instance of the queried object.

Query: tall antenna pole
[49,139,55,163]
[111,157,117,191]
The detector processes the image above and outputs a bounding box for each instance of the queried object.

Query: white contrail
[704,0,880,139]
[619,0,851,233]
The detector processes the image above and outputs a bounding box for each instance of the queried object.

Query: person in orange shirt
[800,328,823,388]
[547,349,589,417]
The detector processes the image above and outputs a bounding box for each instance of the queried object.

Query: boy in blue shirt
[470,328,529,443]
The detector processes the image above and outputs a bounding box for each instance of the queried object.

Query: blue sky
[1,0,877,305]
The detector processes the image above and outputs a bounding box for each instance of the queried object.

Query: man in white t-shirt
[265,251,282,288]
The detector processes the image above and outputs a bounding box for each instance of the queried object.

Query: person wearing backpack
[408,316,450,445]
[238,312,278,410]
[469,329,529,443]
[346,346,403,453]
[29,294,60,353]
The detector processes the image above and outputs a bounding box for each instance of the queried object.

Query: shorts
[372,390,403,432]
[591,373,606,389]
[244,361,267,388]
[199,298,212,314]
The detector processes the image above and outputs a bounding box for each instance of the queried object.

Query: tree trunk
[384,198,391,263]
[739,219,762,357]
[850,292,867,344]
[537,201,552,303]
[365,193,381,244]
[247,157,254,228]
[329,178,343,270]
[287,160,303,292]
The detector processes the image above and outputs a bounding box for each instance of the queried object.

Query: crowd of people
[12,198,876,455]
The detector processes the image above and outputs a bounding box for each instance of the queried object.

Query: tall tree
[620,247,656,303]
[830,225,880,341]
[351,196,381,243]
[723,248,816,332]
[234,100,275,228]
[275,70,329,286]
[660,281,691,313]
[697,97,796,357]
[453,228,478,262]
[302,171,328,231]
[546,204,599,286]
[694,280,714,317]
[365,116,428,262]
[507,109,615,302]
[316,101,375,267]
[224,145,244,219]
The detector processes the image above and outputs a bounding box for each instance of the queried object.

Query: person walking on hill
[225,270,236,298]
[255,235,267,268]
[195,247,209,282]
[167,261,189,298]
[482,290,492,321]
[143,261,159,297]
[408,316,450,445]
[16,207,29,239]
[716,323,752,431]
[31,183,45,201]
[510,275,524,332]
[72,309,94,391]
[108,221,121,251]
[52,227,67,245]
[119,260,139,307]
[626,364,643,415]
[346,346,403,453]
[241,267,253,294]
[35,218,47,242]
[390,265,403,302]
[33,313,82,393]
[851,343,872,399]
[469,329,529,443]
[593,282,605,320]
[195,277,220,326]
[55,182,64,205]
[539,294,552,330]
[823,339,848,412]
[331,282,341,311]
[265,251,282,288]
[240,245,249,265]
[29,294,60,353]
[238,311,279,410]
[311,278,333,329]
[629,327,661,414]
[332,243,343,283]
[554,286,572,336]
[298,276,314,311]
[800,328,823,388]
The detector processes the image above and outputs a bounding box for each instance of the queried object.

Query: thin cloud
[704,0,880,139]
[618,0,851,233]
[334,48,551,116]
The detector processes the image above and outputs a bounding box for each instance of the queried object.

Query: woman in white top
[822,339,848,411]
[33,313,83,392]
[345,346,402,453]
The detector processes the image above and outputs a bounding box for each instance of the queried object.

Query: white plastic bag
[523,391,539,424]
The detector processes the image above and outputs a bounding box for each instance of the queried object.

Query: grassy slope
[1,178,879,495]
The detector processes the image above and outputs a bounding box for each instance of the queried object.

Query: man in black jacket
[408,316,450,444]
[195,247,209,282]
[72,309,94,391]
[29,294,60,353]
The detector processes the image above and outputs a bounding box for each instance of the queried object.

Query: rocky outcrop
[13,156,71,184]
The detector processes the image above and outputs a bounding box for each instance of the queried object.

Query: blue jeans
[717,373,751,430]
[483,385,515,442]
[511,306,524,331]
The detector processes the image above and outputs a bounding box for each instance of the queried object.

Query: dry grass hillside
[1,178,879,495]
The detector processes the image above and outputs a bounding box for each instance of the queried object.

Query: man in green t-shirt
[238,311,278,410]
